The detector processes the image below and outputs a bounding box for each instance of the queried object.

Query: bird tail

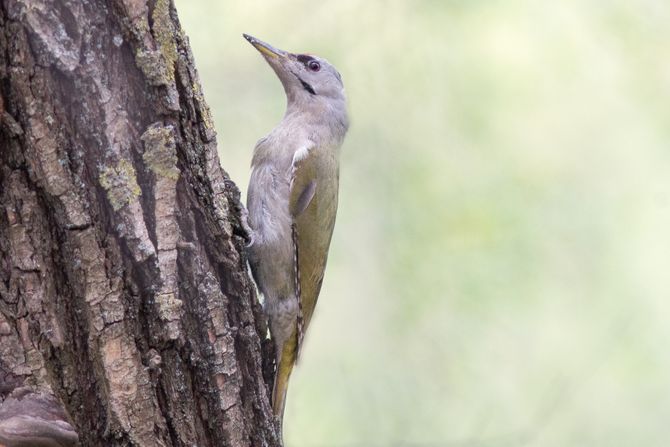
[272,331,298,442]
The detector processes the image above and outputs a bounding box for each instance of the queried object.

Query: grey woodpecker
[243,33,349,441]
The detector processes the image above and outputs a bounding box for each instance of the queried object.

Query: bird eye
[308,61,321,72]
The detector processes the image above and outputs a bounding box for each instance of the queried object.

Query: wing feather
[288,144,338,358]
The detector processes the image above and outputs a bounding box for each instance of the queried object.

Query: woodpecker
[243,34,349,439]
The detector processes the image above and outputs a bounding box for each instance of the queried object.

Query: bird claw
[238,204,256,247]
[245,231,256,248]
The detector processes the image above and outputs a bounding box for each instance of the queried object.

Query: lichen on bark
[142,123,180,181]
[99,158,143,211]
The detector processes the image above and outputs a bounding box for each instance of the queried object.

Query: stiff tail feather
[272,332,298,442]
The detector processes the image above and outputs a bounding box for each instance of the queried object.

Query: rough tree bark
[0,0,279,446]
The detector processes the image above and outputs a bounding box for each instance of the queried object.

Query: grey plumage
[243,34,348,440]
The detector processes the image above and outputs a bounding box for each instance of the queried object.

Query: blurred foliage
[175,0,670,445]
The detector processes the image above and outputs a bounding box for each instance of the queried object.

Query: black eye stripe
[296,54,314,65]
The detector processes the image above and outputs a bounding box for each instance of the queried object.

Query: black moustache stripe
[291,70,316,95]
[299,78,316,95]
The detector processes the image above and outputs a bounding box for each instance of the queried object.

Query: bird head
[243,34,345,105]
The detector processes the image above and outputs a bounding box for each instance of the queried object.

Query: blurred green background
[175,1,670,445]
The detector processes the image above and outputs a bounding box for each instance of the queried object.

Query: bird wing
[289,145,318,218]
[288,145,339,355]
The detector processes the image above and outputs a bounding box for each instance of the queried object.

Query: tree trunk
[0,1,278,446]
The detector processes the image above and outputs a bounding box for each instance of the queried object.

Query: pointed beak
[243,34,288,60]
